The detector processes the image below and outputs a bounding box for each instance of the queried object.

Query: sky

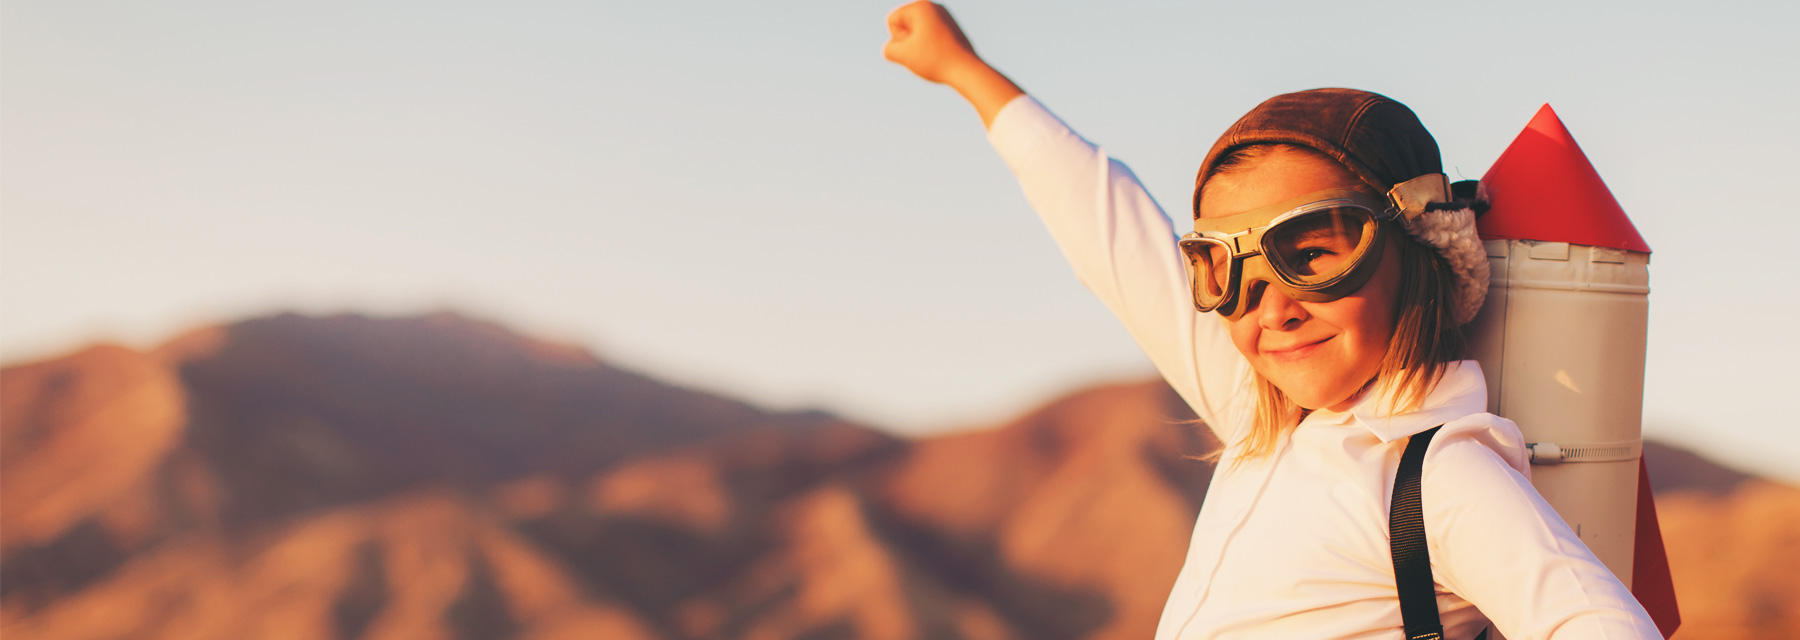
[4,0,1798,482]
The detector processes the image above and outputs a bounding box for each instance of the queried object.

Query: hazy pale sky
[5,1,1797,482]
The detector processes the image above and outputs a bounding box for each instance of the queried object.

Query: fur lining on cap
[1399,207,1489,325]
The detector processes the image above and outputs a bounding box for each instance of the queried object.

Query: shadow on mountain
[171,312,844,530]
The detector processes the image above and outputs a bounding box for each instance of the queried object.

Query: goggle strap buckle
[1387,173,1452,221]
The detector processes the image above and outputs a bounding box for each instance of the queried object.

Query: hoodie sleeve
[986,95,1250,441]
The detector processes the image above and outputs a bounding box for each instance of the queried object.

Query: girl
[882,2,1660,638]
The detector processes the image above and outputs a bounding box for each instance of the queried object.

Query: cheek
[1225,315,1259,359]
[1336,298,1396,348]
[1340,250,1403,343]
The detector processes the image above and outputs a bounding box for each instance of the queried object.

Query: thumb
[883,39,903,63]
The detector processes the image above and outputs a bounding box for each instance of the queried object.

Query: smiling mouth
[1264,336,1332,359]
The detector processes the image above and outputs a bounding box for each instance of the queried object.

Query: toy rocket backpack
[1464,105,1680,638]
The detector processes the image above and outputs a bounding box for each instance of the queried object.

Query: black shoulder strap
[1391,425,1444,640]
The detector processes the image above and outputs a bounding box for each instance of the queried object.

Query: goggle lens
[1264,207,1376,285]
[1180,237,1234,311]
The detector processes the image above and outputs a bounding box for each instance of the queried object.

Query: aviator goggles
[1178,188,1402,320]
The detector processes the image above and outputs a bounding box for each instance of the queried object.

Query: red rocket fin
[1633,457,1681,638]
[1478,105,1652,253]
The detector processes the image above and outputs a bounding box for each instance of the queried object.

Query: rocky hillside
[1,313,1792,639]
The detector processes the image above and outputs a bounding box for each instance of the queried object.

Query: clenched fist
[883,1,1023,128]
[883,1,981,85]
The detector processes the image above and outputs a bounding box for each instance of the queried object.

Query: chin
[1264,370,1361,411]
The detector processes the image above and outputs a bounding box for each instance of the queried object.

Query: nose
[1243,278,1308,330]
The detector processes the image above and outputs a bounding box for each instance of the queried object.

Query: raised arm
[881,2,1251,436]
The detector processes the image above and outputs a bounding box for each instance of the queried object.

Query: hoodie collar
[1304,360,1489,443]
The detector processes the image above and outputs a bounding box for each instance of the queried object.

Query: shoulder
[1413,411,1571,561]
[1425,412,1529,479]
[1413,412,1553,550]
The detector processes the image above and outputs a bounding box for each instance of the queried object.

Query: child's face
[1198,150,1401,412]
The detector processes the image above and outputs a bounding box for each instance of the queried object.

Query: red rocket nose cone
[1478,104,1652,253]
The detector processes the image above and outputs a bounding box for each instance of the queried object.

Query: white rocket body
[1465,238,1650,584]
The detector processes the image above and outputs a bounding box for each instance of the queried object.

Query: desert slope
[2,313,1792,639]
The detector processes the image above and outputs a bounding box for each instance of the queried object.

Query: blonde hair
[1201,144,1468,461]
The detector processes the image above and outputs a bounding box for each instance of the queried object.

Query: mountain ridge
[2,312,1792,639]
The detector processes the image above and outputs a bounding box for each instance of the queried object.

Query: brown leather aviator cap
[1193,88,1443,218]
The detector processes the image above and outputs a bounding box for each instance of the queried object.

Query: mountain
[1638,446,1799,639]
[1641,440,1756,497]
[1,313,1793,639]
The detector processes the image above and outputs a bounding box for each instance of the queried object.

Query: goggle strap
[1387,174,1452,221]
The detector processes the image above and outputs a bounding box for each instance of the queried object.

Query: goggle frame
[1179,189,1401,319]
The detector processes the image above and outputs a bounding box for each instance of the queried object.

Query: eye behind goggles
[1178,189,1399,320]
